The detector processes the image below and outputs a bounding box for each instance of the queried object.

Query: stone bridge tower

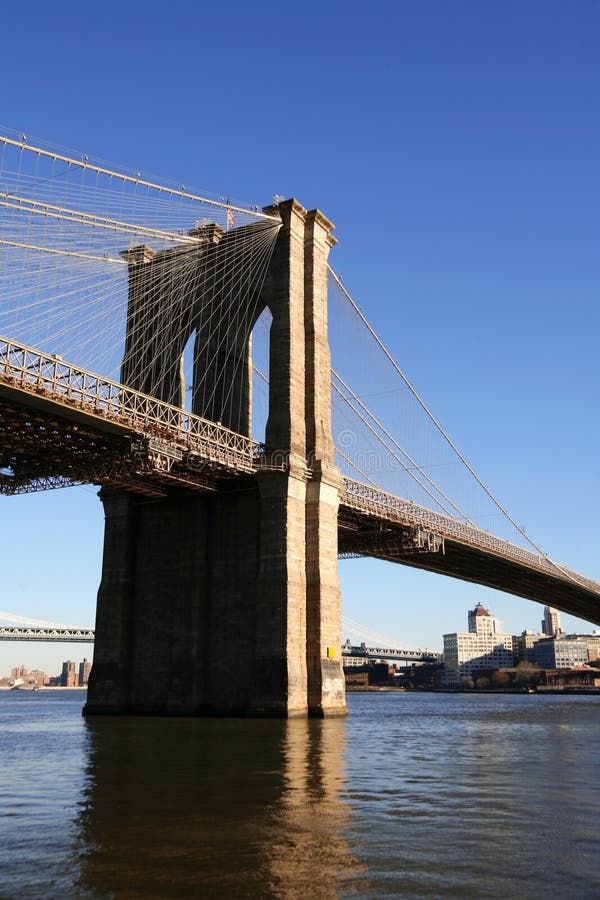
[84,200,346,718]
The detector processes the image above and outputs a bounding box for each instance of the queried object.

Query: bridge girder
[2,370,600,630]
[338,509,600,627]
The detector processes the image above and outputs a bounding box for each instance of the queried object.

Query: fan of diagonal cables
[0,130,280,415]
[328,266,548,553]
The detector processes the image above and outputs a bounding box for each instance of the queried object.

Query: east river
[1,690,599,898]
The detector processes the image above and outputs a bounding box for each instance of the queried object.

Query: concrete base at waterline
[84,483,347,720]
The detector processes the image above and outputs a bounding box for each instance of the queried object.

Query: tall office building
[542,607,561,637]
[79,659,92,686]
[61,661,79,687]
[443,603,514,685]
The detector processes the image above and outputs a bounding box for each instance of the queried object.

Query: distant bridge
[0,612,94,642]
[0,626,95,642]
[342,643,441,665]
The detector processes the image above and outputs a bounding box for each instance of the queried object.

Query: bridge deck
[0,626,95,642]
[339,482,600,625]
[0,336,263,496]
[2,336,599,627]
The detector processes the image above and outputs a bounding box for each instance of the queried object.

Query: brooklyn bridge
[1,132,598,717]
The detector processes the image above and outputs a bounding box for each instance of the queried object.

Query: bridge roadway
[1,336,600,627]
[342,644,441,664]
[0,626,95,642]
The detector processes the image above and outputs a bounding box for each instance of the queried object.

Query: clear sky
[1,0,599,675]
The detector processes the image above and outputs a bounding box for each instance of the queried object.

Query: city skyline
[4,656,92,684]
[3,599,598,677]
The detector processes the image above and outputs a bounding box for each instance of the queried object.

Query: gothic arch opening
[181,329,196,413]
[250,306,272,443]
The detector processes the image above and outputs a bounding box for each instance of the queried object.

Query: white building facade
[443,603,514,686]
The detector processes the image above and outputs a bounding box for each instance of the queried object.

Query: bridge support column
[84,491,137,713]
[85,197,346,718]
[85,475,312,718]
[303,210,345,716]
[259,201,346,718]
[251,465,309,716]
[305,464,345,717]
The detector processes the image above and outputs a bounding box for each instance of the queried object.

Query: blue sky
[1,0,599,674]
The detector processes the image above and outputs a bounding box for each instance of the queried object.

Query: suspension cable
[332,367,476,526]
[328,265,593,587]
[328,268,544,545]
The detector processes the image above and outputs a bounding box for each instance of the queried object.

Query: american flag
[226,199,235,228]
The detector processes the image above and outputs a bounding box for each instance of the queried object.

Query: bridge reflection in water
[77,716,364,897]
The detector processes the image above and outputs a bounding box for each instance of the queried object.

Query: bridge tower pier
[84,200,346,718]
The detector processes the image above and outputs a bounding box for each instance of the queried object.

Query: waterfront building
[534,637,590,669]
[28,669,49,688]
[538,667,600,689]
[443,603,514,686]
[7,666,48,688]
[561,633,600,662]
[583,634,600,661]
[513,630,541,663]
[10,665,28,680]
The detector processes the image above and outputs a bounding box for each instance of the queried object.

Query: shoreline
[0,685,87,691]
[346,686,600,696]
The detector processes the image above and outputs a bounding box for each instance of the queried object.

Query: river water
[1,689,599,898]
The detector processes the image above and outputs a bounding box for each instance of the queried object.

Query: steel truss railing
[342,478,600,593]
[2,339,598,598]
[0,336,261,474]
[342,645,440,662]
[0,626,95,642]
